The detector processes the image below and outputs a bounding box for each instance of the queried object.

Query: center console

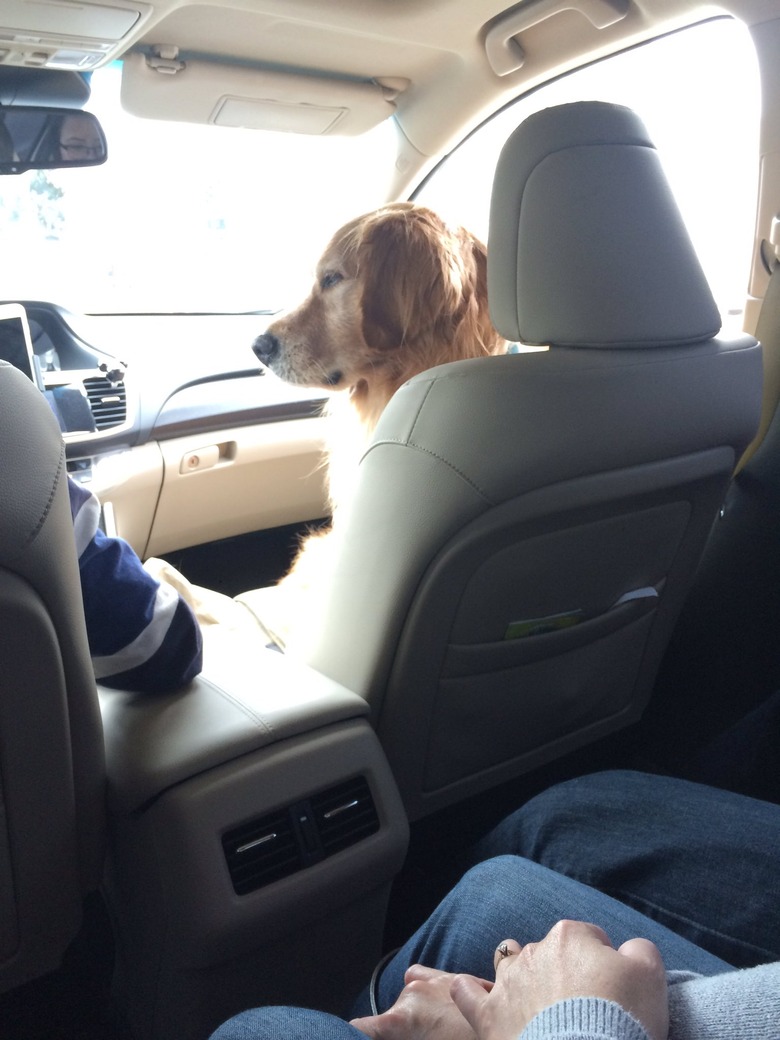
[100,630,409,1040]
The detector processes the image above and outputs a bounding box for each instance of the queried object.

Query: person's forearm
[667,962,780,1040]
[519,998,650,1040]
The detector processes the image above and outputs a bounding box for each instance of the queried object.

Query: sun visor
[120,52,400,136]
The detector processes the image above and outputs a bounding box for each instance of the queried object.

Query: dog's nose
[253,333,280,366]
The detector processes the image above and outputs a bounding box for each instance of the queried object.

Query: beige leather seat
[0,360,105,991]
[290,101,763,820]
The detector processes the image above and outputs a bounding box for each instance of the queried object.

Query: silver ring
[497,942,511,959]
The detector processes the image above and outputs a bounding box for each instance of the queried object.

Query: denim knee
[210,1007,362,1040]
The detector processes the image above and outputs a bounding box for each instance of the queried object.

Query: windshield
[0,21,760,322]
[0,62,398,314]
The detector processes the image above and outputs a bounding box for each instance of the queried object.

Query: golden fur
[249,202,506,648]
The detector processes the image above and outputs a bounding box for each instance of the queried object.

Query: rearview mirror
[0,107,107,174]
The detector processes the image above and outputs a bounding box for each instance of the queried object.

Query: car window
[414,17,760,332]
[0,19,758,325]
[0,61,399,315]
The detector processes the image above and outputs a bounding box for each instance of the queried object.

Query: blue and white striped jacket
[68,476,203,692]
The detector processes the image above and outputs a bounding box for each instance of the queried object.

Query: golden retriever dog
[253,201,504,431]
[242,202,507,649]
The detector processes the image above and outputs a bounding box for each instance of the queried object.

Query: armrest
[99,631,368,814]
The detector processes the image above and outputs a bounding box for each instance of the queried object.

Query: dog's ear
[359,208,481,351]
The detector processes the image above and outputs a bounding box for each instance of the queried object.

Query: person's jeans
[472,769,780,969]
[210,856,732,1039]
[209,769,780,1038]
[365,852,733,1017]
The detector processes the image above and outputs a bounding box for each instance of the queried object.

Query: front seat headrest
[488,100,721,349]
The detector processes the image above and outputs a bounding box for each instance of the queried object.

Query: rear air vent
[221,776,380,896]
[82,375,127,430]
[310,776,380,856]
[222,807,300,895]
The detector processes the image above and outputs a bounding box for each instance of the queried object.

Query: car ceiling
[0,0,770,196]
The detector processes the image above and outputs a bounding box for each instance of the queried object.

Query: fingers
[348,1011,412,1039]
[493,938,522,973]
[617,937,667,974]
[403,963,449,984]
[449,973,490,1031]
[347,1016,381,1038]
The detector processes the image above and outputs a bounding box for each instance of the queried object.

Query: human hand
[450,920,668,1040]
[350,963,483,1040]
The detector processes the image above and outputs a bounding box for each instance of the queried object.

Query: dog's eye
[320,271,344,290]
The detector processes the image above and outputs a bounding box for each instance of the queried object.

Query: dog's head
[252,202,505,427]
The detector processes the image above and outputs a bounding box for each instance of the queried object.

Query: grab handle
[485,0,630,75]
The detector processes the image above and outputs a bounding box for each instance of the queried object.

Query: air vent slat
[221,776,379,896]
[222,809,300,895]
[82,375,127,430]
[311,776,379,857]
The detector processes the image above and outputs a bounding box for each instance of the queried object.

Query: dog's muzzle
[252,332,281,366]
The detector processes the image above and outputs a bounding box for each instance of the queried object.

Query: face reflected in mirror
[0,106,107,173]
[57,111,104,161]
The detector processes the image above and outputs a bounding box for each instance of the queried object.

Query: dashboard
[1,300,331,562]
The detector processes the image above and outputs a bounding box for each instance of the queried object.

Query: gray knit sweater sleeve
[519,998,650,1040]
[517,963,780,1040]
[667,962,780,1039]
